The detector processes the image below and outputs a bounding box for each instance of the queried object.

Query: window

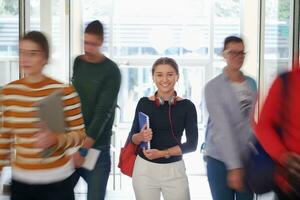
[213,0,241,76]
[0,0,19,86]
[28,0,70,83]
[262,0,293,96]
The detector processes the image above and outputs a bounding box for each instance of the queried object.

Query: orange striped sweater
[0,76,86,184]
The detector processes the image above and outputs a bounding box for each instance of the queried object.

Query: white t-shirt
[230,80,253,117]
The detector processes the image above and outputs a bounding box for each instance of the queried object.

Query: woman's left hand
[143,149,164,160]
[72,151,85,168]
[227,168,244,192]
[34,123,58,149]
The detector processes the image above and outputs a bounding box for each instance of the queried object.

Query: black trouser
[11,173,76,200]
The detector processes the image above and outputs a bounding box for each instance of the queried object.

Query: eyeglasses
[225,50,247,57]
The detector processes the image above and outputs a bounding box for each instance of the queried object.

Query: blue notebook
[138,112,150,150]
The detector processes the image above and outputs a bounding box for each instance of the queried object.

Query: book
[37,90,66,157]
[81,148,101,171]
[138,112,150,150]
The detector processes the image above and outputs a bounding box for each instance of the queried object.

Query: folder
[37,90,66,133]
[81,148,101,171]
[138,112,150,150]
[37,90,66,157]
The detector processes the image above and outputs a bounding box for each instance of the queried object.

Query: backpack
[244,72,289,194]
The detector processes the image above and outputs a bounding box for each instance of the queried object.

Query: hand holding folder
[138,112,151,150]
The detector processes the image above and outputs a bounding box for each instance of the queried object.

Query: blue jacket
[204,72,257,170]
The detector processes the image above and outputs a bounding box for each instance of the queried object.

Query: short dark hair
[85,20,104,37]
[152,57,179,75]
[21,31,50,60]
[223,36,244,51]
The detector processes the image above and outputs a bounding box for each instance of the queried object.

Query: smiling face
[152,64,179,96]
[19,39,47,76]
[223,42,245,71]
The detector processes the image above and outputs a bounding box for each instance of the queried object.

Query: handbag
[244,139,276,194]
[118,139,138,177]
[244,72,289,194]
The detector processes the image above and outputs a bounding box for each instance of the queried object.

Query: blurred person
[130,57,198,200]
[0,31,86,200]
[256,69,300,199]
[204,36,256,200]
[71,20,121,200]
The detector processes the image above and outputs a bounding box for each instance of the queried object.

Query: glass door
[262,0,294,96]
[0,0,19,86]
[27,0,70,83]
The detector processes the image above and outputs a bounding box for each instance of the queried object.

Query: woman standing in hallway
[0,31,86,200]
[130,57,198,200]
[204,36,256,200]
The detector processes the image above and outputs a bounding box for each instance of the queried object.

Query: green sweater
[72,56,121,146]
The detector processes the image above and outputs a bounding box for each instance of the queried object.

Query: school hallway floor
[74,175,276,200]
[0,175,276,200]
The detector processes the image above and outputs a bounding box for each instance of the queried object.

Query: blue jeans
[74,145,111,200]
[206,156,253,200]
